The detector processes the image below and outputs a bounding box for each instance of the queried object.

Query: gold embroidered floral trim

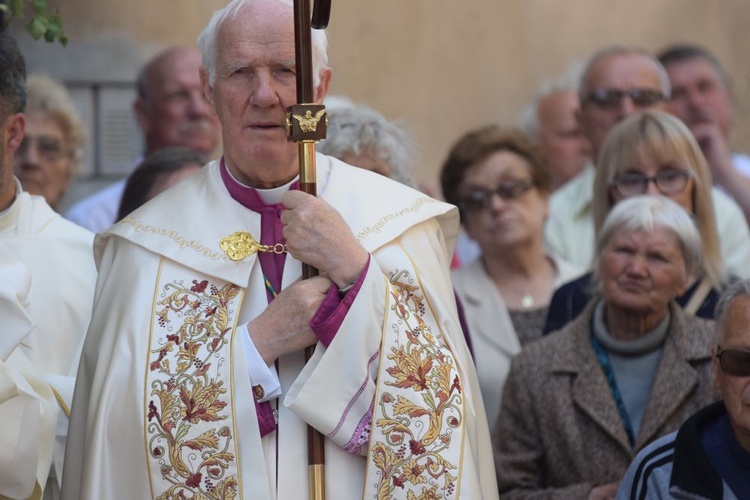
[356,198,441,240]
[369,269,463,499]
[146,270,243,499]
[122,217,229,261]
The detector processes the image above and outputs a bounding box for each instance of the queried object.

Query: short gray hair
[714,279,750,342]
[579,45,671,101]
[197,0,329,88]
[518,62,583,142]
[317,103,416,187]
[593,195,702,291]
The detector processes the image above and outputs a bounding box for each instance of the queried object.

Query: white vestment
[0,183,97,497]
[62,156,498,499]
[0,241,58,500]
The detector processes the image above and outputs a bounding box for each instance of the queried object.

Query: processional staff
[285,0,331,498]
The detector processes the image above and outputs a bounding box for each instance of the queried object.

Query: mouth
[248,122,285,132]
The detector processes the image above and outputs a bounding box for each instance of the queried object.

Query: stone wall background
[16,0,750,200]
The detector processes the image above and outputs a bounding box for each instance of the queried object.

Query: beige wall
[27,0,750,192]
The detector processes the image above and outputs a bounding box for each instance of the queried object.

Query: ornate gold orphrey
[219,231,287,261]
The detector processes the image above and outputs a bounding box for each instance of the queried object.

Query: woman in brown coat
[494,195,718,499]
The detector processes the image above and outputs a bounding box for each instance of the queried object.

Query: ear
[5,113,24,154]
[200,67,217,114]
[314,68,332,104]
[711,345,722,393]
[133,97,150,135]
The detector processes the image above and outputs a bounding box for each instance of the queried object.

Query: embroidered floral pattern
[369,269,462,499]
[146,274,242,499]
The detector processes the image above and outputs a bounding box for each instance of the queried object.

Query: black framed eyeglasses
[584,88,666,109]
[716,346,750,377]
[459,179,533,212]
[610,168,691,197]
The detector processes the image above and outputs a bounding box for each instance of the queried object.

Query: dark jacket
[617,402,741,500]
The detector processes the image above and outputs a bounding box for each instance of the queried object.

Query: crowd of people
[2,0,750,498]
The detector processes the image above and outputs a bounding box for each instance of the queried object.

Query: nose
[188,90,211,117]
[626,254,649,276]
[644,179,661,196]
[487,191,508,212]
[249,72,281,108]
[16,138,39,164]
[619,96,637,117]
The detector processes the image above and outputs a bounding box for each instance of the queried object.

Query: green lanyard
[591,335,635,447]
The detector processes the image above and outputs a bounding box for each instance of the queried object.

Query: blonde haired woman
[13,74,85,211]
[545,110,744,333]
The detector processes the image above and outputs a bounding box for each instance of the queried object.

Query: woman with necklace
[441,126,582,428]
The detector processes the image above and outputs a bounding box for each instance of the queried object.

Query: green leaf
[10,0,24,18]
[27,16,47,39]
[33,0,46,14]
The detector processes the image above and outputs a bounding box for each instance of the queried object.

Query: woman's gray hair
[197,0,329,88]
[317,103,416,187]
[592,195,702,292]
[26,74,85,176]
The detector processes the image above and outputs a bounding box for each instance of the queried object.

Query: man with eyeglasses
[545,45,750,277]
[618,279,750,499]
[0,32,96,499]
[658,43,750,223]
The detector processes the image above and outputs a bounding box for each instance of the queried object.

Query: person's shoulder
[24,193,93,242]
[710,185,745,219]
[65,179,126,215]
[550,165,594,212]
[618,431,678,499]
[670,304,716,358]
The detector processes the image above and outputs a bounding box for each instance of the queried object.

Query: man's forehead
[721,295,750,346]
[666,57,724,85]
[586,53,662,90]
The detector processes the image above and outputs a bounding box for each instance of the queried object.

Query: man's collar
[220,158,299,208]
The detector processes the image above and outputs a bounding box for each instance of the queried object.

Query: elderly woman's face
[609,153,694,214]
[13,110,72,209]
[600,226,688,316]
[459,150,548,252]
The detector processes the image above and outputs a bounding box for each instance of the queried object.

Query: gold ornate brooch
[219,231,287,262]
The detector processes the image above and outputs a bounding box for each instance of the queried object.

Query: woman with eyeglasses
[544,110,745,334]
[13,74,85,212]
[440,125,582,429]
[495,195,718,498]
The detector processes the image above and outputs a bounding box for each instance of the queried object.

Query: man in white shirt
[63,46,221,232]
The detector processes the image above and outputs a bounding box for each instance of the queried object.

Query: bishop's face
[202,0,330,188]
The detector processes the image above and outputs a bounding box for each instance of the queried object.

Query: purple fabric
[310,255,370,348]
[220,159,367,438]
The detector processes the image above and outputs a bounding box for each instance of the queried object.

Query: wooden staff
[286,0,331,498]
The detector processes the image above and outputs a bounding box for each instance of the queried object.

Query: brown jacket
[493,301,718,499]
